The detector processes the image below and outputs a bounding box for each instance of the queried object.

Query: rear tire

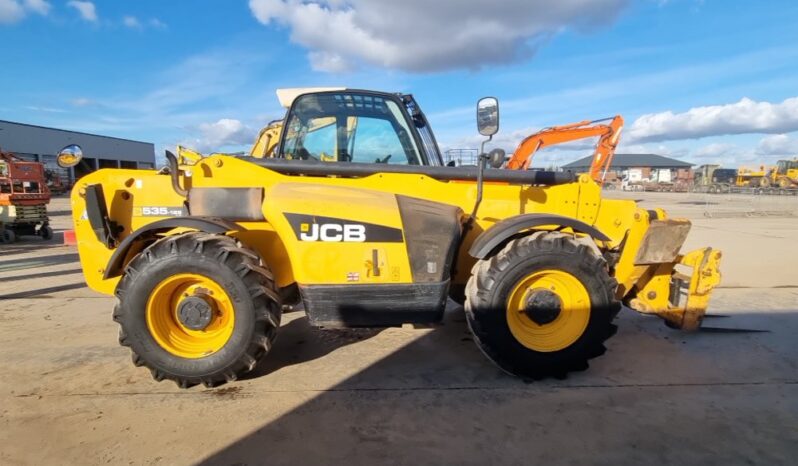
[464,232,619,379]
[113,233,281,388]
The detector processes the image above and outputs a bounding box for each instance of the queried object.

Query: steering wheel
[375,154,392,164]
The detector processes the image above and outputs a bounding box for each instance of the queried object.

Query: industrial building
[0,120,156,186]
[562,153,693,182]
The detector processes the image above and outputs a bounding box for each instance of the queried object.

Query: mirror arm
[468,134,492,224]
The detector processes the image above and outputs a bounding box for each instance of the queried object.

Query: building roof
[0,120,151,145]
[0,120,154,163]
[561,153,693,170]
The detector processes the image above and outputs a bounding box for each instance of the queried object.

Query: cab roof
[275,87,347,108]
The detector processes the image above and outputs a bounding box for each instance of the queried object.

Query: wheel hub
[524,289,562,325]
[177,295,215,331]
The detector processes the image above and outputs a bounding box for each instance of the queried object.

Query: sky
[1,0,797,168]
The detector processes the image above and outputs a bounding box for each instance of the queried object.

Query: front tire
[113,233,281,388]
[464,232,619,379]
[1,229,15,243]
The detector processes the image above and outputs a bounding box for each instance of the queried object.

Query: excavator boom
[506,115,624,182]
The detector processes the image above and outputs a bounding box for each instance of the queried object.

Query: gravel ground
[1,193,796,465]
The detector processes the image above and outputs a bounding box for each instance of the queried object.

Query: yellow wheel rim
[506,269,591,352]
[146,273,235,359]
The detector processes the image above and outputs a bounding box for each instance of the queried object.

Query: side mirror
[476,97,499,136]
[487,148,505,168]
[56,144,83,168]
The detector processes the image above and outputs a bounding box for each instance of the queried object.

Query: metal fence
[443,149,479,166]
[682,191,798,218]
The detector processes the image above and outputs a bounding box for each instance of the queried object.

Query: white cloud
[0,0,49,24]
[71,97,94,107]
[627,97,798,143]
[183,119,257,153]
[122,15,167,30]
[58,48,273,137]
[756,134,798,156]
[122,15,140,29]
[24,105,66,113]
[621,139,790,167]
[619,142,689,159]
[692,142,740,159]
[0,0,25,24]
[441,126,537,153]
[68,1,97,22]
[689,142,762,165]
[248,0,628,72]
[23,0,49,15]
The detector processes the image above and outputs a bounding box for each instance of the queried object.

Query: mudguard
[468,213,611,259]
[103,217,243,279]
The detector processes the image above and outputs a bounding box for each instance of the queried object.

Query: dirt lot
[1,193,797,465]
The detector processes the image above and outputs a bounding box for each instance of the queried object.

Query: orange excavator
[506,115,624,182]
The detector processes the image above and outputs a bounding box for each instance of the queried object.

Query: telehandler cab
[64,89,722,387]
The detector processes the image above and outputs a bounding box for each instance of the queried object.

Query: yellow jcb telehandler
[61,89,722,387]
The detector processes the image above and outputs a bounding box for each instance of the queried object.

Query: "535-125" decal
[135,206,186,217]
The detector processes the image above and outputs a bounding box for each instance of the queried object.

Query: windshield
[280,92,423,165]
[778,160,798,172]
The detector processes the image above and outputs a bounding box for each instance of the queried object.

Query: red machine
[0,148,53,242]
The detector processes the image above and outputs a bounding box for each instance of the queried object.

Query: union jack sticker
[346,272,360,282]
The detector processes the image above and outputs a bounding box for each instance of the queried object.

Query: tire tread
[464,232,619,379]
[113,232,281,388]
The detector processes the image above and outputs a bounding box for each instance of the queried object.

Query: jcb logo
[300,223,366,242]
[286,213,403,243]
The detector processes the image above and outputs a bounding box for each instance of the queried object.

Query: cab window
[281,92,422,165]
[350,117,408,164]
[299,117,337,162]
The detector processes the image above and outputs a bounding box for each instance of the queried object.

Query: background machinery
[733,159,798,194]
[760,158,798,190]
[505,115,624,183]
[249,120,283,159]
[66,90,721,388]
[0,148,53,243]
[736,165,772,188]
[693,165,738,193]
